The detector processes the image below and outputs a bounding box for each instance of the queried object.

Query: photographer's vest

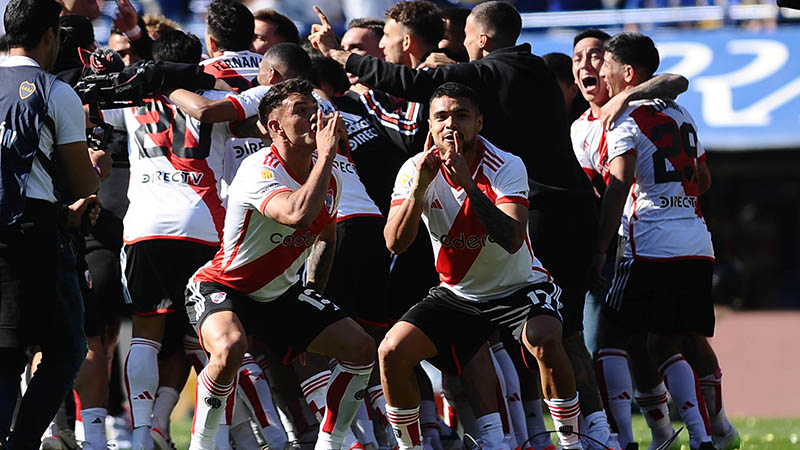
[0,65,58,225]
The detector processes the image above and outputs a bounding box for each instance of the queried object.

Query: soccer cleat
[691,443,716,450]
[41,429,79,450]
[623,443,638,450]
[106,414,133,450]
[712,427,740,450]
[582,419,611,450]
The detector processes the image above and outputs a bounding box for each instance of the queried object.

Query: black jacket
[345,44,593,200]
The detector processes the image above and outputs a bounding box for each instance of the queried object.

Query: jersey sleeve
[491,155,530,207]
[390,155,422,208]
[228,85,271,121]
[236,164,293,217]
[606,114,640,161]
[49,81,88,145]
[570,121,598,179]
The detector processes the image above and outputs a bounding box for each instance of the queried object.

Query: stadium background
[2,0,799,445]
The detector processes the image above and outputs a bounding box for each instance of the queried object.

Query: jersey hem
[123,235,220,246]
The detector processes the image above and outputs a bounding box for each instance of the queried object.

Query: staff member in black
[0,0,101,448]
[310,0,606,431]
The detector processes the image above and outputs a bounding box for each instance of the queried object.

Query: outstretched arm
[168,89,240,123]
[600,74,689,131]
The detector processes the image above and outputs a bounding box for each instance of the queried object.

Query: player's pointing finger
[313,6,331,27]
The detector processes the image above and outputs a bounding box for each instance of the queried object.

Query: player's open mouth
[582,76,598,89]
[443,134,456,142]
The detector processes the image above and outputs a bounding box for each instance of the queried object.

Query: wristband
[124,25,142,40]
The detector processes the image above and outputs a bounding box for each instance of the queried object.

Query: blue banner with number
[521,26,800,151]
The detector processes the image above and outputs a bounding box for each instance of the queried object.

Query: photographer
[0,0,102,448]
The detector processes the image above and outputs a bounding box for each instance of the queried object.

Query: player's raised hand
[442,131,472,188]
[415,132,441,190]
[308,6,342,57]
[315,110,342,162]
[112,0,140,37]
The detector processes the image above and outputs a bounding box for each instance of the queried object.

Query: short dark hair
[54,14,95,72]
[153,30,203,64]
[348,18,385,39]
[385,1,444,48]
[310,55,350,95]
[430,82,481,114]
[254,9,299,45]
[573,28,611,48]
[543,52,573,85]
[470,1,521,49]
[604,32,660,80]
[207,0,255,52]
[4,0,62,50]
[265,42,312,80]
[258,78,315,124]
[441,7,470,31]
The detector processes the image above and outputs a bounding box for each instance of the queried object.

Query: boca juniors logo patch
[324,189,335,215]
[19,81,36,100]
[210,292,227,304]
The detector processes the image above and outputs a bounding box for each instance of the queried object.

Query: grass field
[169,415,800,450]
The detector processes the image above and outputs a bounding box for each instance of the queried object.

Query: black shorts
[325,217,392,326]
[400,282,563,376]
[603,258,715,337]
[122,239,217,316]
[185,281,347,364]
[528,196,597,337]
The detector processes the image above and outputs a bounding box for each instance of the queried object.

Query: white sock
[523,399,553,450]
[489,351,517,450]
[315,361,374,450]
[635,382,674,444]
[544,395,582,449]
[582,410,611,449]
[126,338,161,430]
[420,400,443,450]
[352,401,379,446]
[475,413,505,450]
[216,384,238,450]
[230,399,261,450]
[301,370,332,422]
[492,343,529,450]
[596,348,634,448]
[386,405,423,450]
[184,334,208,373]
[659,355,711,449]
[152,386,180,435]
[698,368,733,437]
[189,368,235,450]
[368,385,398,447]
[216,424,232,450]
[238,354,288,449]
[80,407,108,450]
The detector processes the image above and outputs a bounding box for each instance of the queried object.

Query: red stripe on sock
[321,371,355,434]
[239,372,270,428]
[692,370,712,436]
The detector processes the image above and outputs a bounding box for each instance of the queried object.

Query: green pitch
[169,416,800,450]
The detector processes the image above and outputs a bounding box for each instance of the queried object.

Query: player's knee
[378,335,414,374]
[210,332,247,373]
[525,317,563,360]
[344,329,376,366]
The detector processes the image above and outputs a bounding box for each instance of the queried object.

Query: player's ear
[623,64,635,83]
[476,113,483,133]
[402,34,412,53]
[266,117,282,137]
[478,33,489,51]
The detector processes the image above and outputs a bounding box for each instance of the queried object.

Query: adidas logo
[134,391,153,400]
[680,401,695,412]
[92,418,103,424]
[614,392,631,401]
[430,199,443,209]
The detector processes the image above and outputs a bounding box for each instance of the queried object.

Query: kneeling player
[381,82,582,450]
[185,79,375,450]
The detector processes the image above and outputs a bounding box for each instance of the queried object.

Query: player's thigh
[379,321,438,370]
[199,310,247,360]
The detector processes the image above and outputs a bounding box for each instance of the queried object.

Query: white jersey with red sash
[391,136,550,302]
[606,99,713,261]
[192,145,341,301]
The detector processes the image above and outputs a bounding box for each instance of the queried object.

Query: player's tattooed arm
[305,220,337,293]
[168,89,239,123]
[600,74,689,131]
[442,132,526,254]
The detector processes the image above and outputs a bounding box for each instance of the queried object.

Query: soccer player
[382,82,582,450]
[593,32,716,450]
[185,78,375,450]
[252,9,299,55]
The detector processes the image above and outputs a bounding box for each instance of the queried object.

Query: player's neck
[275,142,314,181]
[590,102,603,119]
